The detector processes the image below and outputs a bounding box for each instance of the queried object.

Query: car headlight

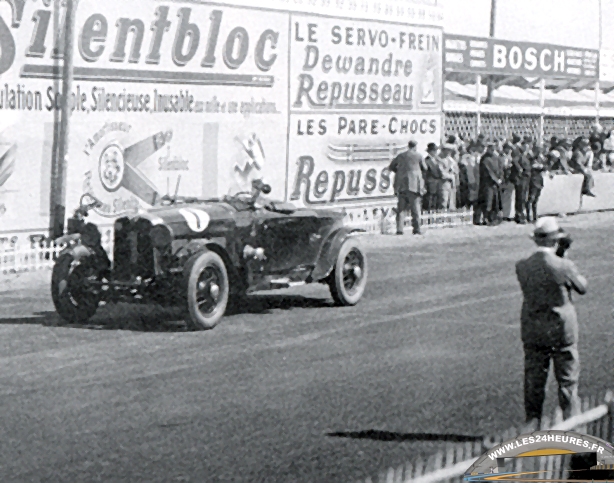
[150,225,173,249]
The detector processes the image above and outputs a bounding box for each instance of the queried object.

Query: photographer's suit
[515,243,587,425]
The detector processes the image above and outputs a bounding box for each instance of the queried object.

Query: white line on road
[0,273,609,388]
[266,271,613,350]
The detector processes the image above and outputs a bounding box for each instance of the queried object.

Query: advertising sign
[444,34,599,79]
[0,0,442,238]
[223,0,444,28]
[600,49,614,83]
[0,0,289,232]
[288,15,443,207]
[0,0,55,238]
[66,0,290,225]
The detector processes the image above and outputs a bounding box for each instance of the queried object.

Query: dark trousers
[481,184,500,224]
[514,178,530,222]
[523,343,580,423]
[424,180,439,211]
[581,171,595,195]
[527,186,542,222]
[472,201,484,225]
[396,190,422,234]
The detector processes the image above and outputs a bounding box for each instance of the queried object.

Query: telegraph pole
[50,0,77,239]
[485,0,496,104]
[596,0,602,121]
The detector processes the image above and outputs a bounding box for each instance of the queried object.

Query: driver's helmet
[251,178,266,194]
[250,178,272,208]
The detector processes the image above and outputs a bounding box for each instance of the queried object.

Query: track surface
[1,213,613,483]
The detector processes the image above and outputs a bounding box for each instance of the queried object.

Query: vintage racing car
[51,181,368,329]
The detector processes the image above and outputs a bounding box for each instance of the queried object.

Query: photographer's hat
[532,217,567,241]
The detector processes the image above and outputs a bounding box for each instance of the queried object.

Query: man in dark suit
[510,138,533,224]
[478,142,503,225]
[423,143,442,211]
[388,140,427,235]
[527,145,546,223]
[515,217,587,431]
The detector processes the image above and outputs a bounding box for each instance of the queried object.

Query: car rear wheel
[328,237,368,306]
[51,253,101,324]
[183,251,229,330]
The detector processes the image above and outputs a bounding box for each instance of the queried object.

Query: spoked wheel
[183,251,229,330]
[51,253,101,324]
[328,237,368,306]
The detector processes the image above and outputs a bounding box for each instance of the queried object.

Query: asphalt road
[1,213,613,483]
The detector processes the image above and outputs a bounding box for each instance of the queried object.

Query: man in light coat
[438,144,458,210]
[461,142,481,210]
[388,140,427,235]
[515,217,587,430]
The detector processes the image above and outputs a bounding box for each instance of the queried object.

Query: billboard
[0,0,443,237]
[288,15,443,207]
[444,34,599,79]
[600,49,614,83]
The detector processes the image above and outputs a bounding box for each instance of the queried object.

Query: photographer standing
[515,217,587,431]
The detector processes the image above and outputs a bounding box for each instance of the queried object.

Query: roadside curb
[359,211,614,250]
[2,211,613,290]
[1,269,51,292]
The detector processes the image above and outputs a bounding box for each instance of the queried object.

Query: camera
[556,235,573,258]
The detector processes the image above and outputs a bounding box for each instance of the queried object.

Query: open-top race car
[51,180,368,330]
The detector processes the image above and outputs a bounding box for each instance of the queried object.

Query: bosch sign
[444,34,599,79]
[492,45,565,73]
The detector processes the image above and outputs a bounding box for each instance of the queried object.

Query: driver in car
[249,178,272,209]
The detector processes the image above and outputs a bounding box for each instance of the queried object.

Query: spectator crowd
[419,122,614,226]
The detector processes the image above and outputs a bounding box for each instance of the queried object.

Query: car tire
[328,237,368,306]
[183,251,229,330]
[51,253,100,324]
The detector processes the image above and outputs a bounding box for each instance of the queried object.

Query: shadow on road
[226,294,333,316]
[327,430,484,443]
[0,294,333,332]
[0,310,189,332]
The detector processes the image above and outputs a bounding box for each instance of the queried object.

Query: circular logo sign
[99,143,125,192]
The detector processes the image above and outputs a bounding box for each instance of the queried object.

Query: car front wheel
[328,237,368,306]
[183,251,229,330]
[51,253,101,324]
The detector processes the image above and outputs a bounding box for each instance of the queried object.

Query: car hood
[129,202,235,238]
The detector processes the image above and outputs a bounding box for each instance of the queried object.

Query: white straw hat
[532,217,566,241]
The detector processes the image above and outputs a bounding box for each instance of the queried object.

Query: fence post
[476,74,482,137]
[538,78,546,145]
[606,390,614,442]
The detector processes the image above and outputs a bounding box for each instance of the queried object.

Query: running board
[270,278,306,289]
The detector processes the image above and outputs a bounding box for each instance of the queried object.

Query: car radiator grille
[113,218,155,280]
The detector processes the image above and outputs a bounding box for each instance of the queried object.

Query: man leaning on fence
[388,140,427,236]
[570,137,596,197]
[515,217,587,431]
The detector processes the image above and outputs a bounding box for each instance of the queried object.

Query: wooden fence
[342,208,474,235]
[358,391,614,483]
